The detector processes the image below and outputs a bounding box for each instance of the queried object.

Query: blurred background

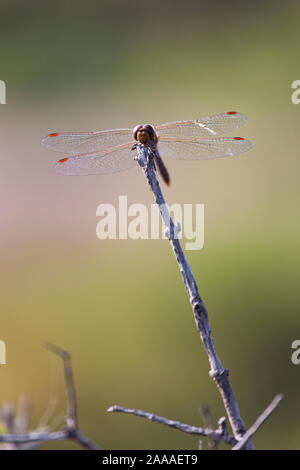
[0,0,299,450]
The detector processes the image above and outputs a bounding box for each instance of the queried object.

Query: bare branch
[0,430,68,444]
[0,428,100,450]
[0,345,101,450]
[135,145,254,448]
[232,394,283,450]
[108,405,237,447]
[45,343,77,429]
[72,429,101,450]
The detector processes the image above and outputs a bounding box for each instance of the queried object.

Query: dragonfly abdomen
[154,153,170,186]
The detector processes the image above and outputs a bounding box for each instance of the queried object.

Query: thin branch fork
[108,405,237,447]
[108,393,282,450]
[134,144,252,446]
[0,344,101,450]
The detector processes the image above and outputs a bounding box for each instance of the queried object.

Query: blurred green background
[1,0,300,450]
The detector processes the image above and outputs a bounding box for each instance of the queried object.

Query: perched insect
[42,111,252,185]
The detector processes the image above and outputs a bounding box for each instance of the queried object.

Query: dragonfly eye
[133,124,143,140]
[143,124,155,139]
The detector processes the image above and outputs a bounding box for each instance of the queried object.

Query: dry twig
[0,344,101,450]
[109,145,283,450]
[108,405,237,447]
[132,144,253,448]
[232,394,283,450]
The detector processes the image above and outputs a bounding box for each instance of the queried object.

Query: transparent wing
[42,128,133,154]
[54,142,137,175]
[156,111,247,137]
[158,136,253,160]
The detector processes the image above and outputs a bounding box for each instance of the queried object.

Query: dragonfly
[42,111,252,185]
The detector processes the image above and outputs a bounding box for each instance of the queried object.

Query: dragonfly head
[133,124,157,145]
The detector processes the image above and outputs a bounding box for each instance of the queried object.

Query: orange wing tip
[233,137,244,140]
[227,111,238,115]
[58,157,69,163]
[48,132,59,137]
